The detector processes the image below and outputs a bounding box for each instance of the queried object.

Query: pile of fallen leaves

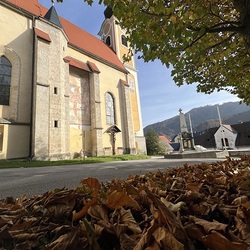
[0,157,250,250]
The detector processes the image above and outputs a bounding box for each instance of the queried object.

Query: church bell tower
[98,7,147,154]
[98,7,135,67]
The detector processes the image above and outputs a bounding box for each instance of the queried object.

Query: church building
[0,0,146,160]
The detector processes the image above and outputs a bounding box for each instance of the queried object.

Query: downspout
[29,15,36,159]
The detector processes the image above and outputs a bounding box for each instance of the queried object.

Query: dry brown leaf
[119,233,138,249]
[240,201,250,227]
[8,217,37,232]
[124,181,140,197]
[87,204,111,229]
[112,223,128,237]
[183,190,205,201]
[214,176,228,185]
[189,203,210,215]
[134,219,159,250]
[50,225,73,238]
[203,231,248,250]
[43,189,76,218]
[152,227,184,250]
[14,240,39,250]
[94,223,105,236]
[106,190,141,210]
[45,229,81,250]
[0,215,16,227]
[234,216,250,243]
[185,182,202,192]
[147,179,158,188]
[81,177,101,197]
[88,204,109,221]
[106,180,124,192]
[0,208,25,216]
[231,196,248,205]
[239,178,250,191]
[146,190,190,247]
[72,198,97,222]
[184,223,205,242]
[192,217,228,234]
[111,207,142,234]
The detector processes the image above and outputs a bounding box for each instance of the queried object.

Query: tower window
[121,35,128,47]
[54,87,58,94]
[0,56,12,105]
[106,36,111,46]
[105,92,115,125]
[54,120,58,128]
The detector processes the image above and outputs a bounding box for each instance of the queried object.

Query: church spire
[44,2,62,28]
[104,6,113,19]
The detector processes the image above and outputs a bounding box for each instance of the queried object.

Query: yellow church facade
[0,0,146,160]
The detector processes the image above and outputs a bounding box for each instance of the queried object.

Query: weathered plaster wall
[0,5,33,123]
[67,46,128,154]
[34,18,70,159]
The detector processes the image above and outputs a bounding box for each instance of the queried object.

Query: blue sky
[40,0,240,127]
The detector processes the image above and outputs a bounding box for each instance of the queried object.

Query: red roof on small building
[5,0,127,73]
[159,135,171,143]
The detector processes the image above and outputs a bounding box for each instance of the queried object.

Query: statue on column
[179,109,195,152]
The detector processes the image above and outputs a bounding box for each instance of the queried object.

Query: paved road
[0,157,219,199]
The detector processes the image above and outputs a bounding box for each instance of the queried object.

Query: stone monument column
[179,108,188,133]
[179,108,195,151]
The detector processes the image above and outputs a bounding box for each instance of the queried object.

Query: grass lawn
[0,154,150,169]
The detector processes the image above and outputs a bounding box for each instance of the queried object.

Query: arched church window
[105,92,115,124]
[106,36,111,47]
[0,56,12,105]
[121,35,128,47]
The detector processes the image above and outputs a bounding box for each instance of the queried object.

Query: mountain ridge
[144,102,250,139]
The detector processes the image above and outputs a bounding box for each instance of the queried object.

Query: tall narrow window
[121,35,128,47]
[106,36,111,47]
[105,92,115,124]
[54,120,58,128]
[0,56,11,105]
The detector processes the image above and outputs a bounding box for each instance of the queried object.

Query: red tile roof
[159,135,171,143]
[5,0,127,73]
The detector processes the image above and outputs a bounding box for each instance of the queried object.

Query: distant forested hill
[144,102,250,139]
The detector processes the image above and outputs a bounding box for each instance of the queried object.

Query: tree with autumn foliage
[57,0,250,104]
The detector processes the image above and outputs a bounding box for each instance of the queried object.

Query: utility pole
[188,113,195,149]
[217,106,227,150]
